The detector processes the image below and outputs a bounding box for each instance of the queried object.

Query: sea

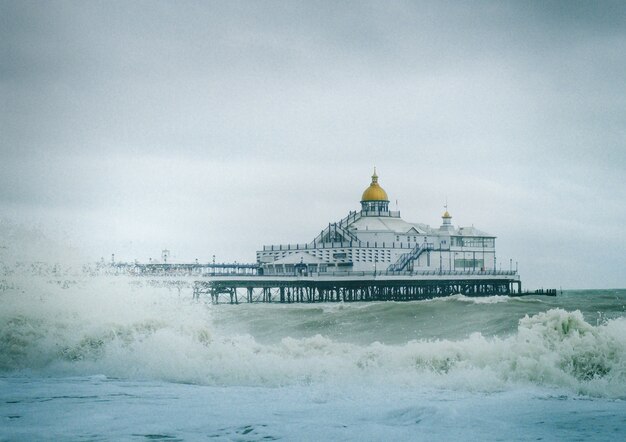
[1,270,625,441]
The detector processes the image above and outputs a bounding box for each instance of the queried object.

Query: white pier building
[257,170,498,276]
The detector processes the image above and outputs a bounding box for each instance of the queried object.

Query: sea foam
[1,274,625,398]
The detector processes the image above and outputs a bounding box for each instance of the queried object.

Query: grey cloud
[1,0,625,288]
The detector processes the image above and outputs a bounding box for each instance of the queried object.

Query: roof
[348,214,494,237]
[456,226,494,237]
[349,216,432,235]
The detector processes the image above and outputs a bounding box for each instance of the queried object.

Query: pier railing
[387,243,435,272]
[211,269,518,278]
[360,210,401,218]
[100,263,518,278]
[103,262,259,276]
[262,241,436,252]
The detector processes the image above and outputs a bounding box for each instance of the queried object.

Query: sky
[1,0,625,289]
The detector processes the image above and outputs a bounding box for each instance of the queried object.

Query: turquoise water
[1,275,625,440]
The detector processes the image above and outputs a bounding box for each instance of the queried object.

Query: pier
[104,262,259,276]
[192,271,524,304]
[103,169,561,303]
[99,262,556,303]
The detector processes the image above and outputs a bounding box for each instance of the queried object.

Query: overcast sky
[1,0,625,289]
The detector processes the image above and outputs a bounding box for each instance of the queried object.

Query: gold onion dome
[442,210,451,219]
[361,168,389,202]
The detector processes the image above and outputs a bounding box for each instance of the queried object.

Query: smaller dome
[442,210,451,219]
[361,169,389,202]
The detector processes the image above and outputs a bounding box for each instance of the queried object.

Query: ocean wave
[1,277,625,399]
[441,293,547,305]
[444,294,512,304]
[308,293,536,316]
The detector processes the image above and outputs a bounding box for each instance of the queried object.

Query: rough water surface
[1,271,625,440]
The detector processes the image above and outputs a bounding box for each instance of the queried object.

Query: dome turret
[361,169,389,202]
[360,168,390,214]
[440,204,454,231]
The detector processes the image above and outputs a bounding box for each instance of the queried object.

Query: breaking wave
[443,293,537,304]
[1,276,625,399]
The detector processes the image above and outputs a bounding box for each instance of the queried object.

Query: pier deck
[192,272,524,303]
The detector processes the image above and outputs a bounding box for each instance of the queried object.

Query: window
[454,259,484,269]
[452,237,495,248]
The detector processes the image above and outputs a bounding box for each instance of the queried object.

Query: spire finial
[371,167,378,183]
[442,197,451,219]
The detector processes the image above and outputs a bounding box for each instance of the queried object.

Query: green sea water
[1,274,625,440]
[211,289,626,345]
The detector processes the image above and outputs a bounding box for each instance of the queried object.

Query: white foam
[1,274,625,398]
[445,294,512,304]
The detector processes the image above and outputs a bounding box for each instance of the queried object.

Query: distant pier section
[105,261,258,276]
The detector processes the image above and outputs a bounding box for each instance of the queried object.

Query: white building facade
[257,170,497,276]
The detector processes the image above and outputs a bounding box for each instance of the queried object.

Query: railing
[334,209,400,224]
[310,211,361,245]
[206,269,519,278]
[105,262,259,276]
[262,243,314,251]
[261,241,434,252]
[361,210,401,218]
[337,210,362,227]
[388,243,434,272]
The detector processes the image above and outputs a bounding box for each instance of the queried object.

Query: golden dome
[442,210,451,219]
[361,168,389,202]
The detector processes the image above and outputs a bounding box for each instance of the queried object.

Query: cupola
[360,168,390,214]
[440,205,454,231]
